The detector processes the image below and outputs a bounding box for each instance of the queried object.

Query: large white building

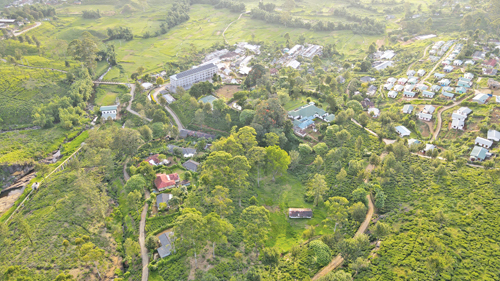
[169,63,218,92]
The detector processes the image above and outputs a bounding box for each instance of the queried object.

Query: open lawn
[94,84,129,106]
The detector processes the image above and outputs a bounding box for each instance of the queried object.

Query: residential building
[154,173,179,191]
[179,129,216,140]
[416,84,428,92]
[442,86,454,93]
[408,139,421,147]
[182,159,200,172]
[367,85,377,96]
[434,73,445,79]
[483,68,498,76]
[361,98,374,108]
[169,63,218,92]
[288,104,334,123]
[475,137,493,148]
[383,83,394,90]
[424,144,436,153]
[388,91,398,98]
[407,70,416,77]
[472,93,489,104]
[455,86,467,94]
[457,80,472,88]
[398,77,408,85]
[162,93,176,104]
[451,112,467,121]
[418,112,433,121]
[439,79,451,86]
[289,208,313,219]
[456,107,472,116]
[404,84,415,92]
[487,130,500,142]
[301,44,323,58]
[451,119,464,130]
[286,60,300,69]
[402,104,414,114]
[430,85,441,92]
[360,76,375,83]
[464,60,475,66]
[387,77,397,84]
[423,105,435,114]
[157,232,174,258]
[394,85,404,92]
[167,145,197,157]
[488,79,500,90]
[143,154,168,166]
[470,146,488,161]
[372,61,394,70]
[368,108,380,117]
[444,65,454,73]
[464,73,474,80]
[422,90,436,98]
[408,77,419,85]
[403,91,416,98]
[453,59,463,66]
[156,193,173,209]
[442,92,454,99]
[417,69,426,76]
[100,105,118,120]
[395,125,411,137]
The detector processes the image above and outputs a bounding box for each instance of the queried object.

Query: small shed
[289,208,313,219]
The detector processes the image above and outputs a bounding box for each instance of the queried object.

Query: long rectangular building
[169,63,218,92]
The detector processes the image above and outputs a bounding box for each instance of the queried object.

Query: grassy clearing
[94,84,129,106]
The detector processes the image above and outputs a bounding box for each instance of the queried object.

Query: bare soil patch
[216,85,240,99]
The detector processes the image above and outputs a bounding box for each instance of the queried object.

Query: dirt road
[127,84,152,122]
[432,93,473,140]
[152,89,184,130]
[13,22,41,36]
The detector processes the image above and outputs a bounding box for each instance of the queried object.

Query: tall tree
[265,145,291,181]
[324,196,349,232]
[174,208,205,268]
[307,174,328,206]
[240,206,271,250]
[207,186,234,218]
[205,212,234,257]
[248,146,266,187]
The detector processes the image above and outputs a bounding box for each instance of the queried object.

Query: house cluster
[429,40,455,58]
[450,107,472,130]
[277,44,324,70]
[432,72,474,100]
[474,48,499,75]
[288,103,335,137]
[144,154,169,166]
[414,105,435,121]
[441,43,464,67]
[384,70,427,99]
[372,50,396,71]
[470,129,500,161]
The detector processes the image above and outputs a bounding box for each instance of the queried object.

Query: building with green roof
[100,105,118,120]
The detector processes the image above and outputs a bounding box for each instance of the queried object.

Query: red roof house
[484,58,497,67]
[154,174,176,191]
[166,173,179,182]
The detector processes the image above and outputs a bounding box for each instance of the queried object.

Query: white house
[451,119,464,130]
[388,91,398,98]
[395,125,411,137]
[487,130,500,142]
[475,137,493,148]
[403,91,416,98]
[407,70,416,77]
[472,94,489,104]
[456,107,472,116]
[402,104,414,114]
[394,85,404,92]
[417,69,426,76]
[100,105,118,120]
[451,112,467,121]
[383,83,394,90]
[368,108,380,117]
[470,146,488,161]
[422,91,435,98]
[423,105,436,114]
[387,77,397,84]
[398,78,408,85]
[418,112,433,121]
[141,82,153,90]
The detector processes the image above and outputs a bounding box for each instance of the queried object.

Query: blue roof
[404,91,416,97]
[199,95,218,104]
[422,90,435,97]
[100,105,118,111]
[293,116,315,129]
[471,146,487,160]
[442,92,454,98]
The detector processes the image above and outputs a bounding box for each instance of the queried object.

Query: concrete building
[100,105,118,120]
[169,63,218,92]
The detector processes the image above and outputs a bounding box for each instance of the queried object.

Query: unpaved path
[422,43,456,83]
[433,93,473,140]
[312,152,383,280]
[15,64,68,73]
[222,12,245,44]
[407,44,431,73]
[13,22,41,36]
[152,88,184,130]
[124,158,150,281]
[127,84,152,122]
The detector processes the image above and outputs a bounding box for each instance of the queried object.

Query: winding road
[126,84,152,122]
[152,88,184,130]
[13,22,41,36]
[123,159,151,281]
[432,93,473,140]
